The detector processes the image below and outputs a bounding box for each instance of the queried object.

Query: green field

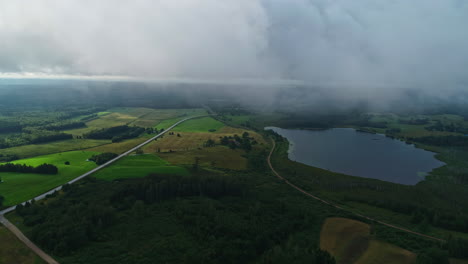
[66,108,207,136]
[0,151,99,206]
[0,139,109,159]
[93,154,189,181]
[156,117,224,133]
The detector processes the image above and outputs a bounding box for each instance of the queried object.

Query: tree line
[0,163,58,174]
[409,135,468,147]
[110,173,244,206]
[83,125,145,142]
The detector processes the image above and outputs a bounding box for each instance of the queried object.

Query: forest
[83,125,145,142]
[14,172,336,264]
[89,153,119,165]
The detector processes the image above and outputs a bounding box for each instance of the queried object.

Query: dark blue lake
[266,127,445,185]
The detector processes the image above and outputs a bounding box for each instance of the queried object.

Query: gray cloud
[0,0,467,99]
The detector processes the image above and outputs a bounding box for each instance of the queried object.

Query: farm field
[86,135,152,154]
[157,146,248,170]
[93,154,189,181]
[66,108,207,136]
[355,240,416,264]
[144,127,266,153]
[173,117,224,132]
[0,151,99,206]
[143,126,266,170]
[0,139,109,159]
[156,117,223,132]
[320,217,416,264]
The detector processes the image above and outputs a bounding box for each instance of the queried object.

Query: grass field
[92,154,189,181]
[0,139,109,159]
[144,127,266,153]
[0,225,45,264]
[66,108,207,136]
[157,146,248,170]
[143,126,266,170]
[320,217,416,264]
[0,151,99,206]
[86,135,152,154]
[156,117,224,133]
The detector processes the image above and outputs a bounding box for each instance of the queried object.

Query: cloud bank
[1,0,467,95]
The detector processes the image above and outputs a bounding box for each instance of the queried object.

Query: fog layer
[0,0,467,99]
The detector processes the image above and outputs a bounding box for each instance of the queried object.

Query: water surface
[267,127,445,185]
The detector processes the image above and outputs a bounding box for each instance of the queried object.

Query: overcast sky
[0,0,467,93]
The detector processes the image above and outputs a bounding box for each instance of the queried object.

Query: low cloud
[1,0,467,101]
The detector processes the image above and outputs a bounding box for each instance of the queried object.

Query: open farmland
[66,108,207,136]
[157,146,248,170]
[320,217,416,264]
[0,151,99,206]
[0,139,109,159]
[86,135,152,154]
[156,117,223,133]
[92,154,189,181]
[143,126,266,170]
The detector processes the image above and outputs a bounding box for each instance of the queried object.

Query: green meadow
[0,139,109,159]
[156,117,224,133]
[0,151,99,206]
[93,154,189,181]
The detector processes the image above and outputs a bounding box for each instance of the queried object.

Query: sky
[0,0,467,97]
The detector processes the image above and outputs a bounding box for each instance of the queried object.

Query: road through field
[0,115,210,264]
[267,138,446,243]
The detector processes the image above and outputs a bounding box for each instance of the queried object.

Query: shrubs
[89,152,118,165]
[83,125,144,142]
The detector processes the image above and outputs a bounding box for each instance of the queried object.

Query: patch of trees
[0,130,73,149]
[448,237,468,259]
[0,163,58,174]
[409,135,468,147]
[14,171,336,263]
[0,154,19,162]
[425,121,468,134]
[40,121,86,131]
[89,152,118,165]
[84,125,145,142]
[385,128,402,134]
[352,120,388,129]
[399,118,429,125]
[16,198,116,256]
[220,132,256,152]
[110,174,244,205]
[0,120,22,133]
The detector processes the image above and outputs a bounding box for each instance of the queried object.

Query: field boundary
[0,114,212,264]
[267,138,446,243]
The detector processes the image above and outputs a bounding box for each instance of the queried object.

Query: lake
[266,127,445,185]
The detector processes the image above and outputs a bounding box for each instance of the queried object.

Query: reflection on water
[266,127,445,185]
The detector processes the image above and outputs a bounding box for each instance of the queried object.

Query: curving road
[0,115,210,264]
[267,138,446,243]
